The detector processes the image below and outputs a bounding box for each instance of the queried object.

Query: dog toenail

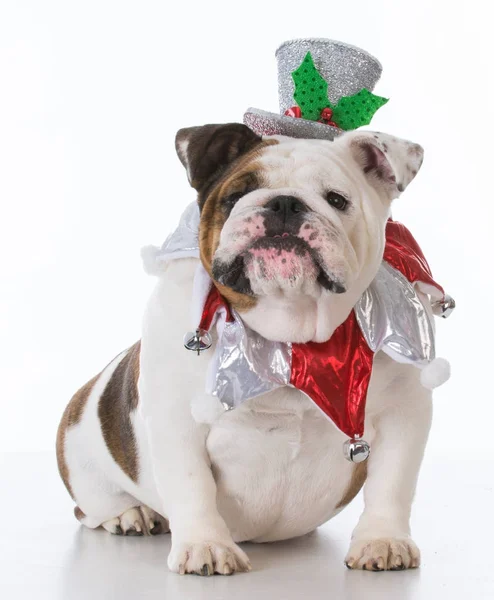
[150,521,162,535]
[201,564,212,576]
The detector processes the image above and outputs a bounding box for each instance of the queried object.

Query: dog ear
[175,123,262,194]
[344,131,424,199]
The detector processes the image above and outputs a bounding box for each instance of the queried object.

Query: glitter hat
[244,38,387,140]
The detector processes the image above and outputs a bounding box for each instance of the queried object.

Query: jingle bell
[343,437,371,463]
[184,328,213,355]
[432,294,455,319]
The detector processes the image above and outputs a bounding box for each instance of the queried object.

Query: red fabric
[290,311,374,438]
[384,220,444,296]
[199,286,233,331]
[198,220,444,438]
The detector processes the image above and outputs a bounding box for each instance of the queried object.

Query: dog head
[176,123,424,343]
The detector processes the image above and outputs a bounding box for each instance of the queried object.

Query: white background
[0,0,492,457]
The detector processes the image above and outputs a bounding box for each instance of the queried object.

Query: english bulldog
[57,123,431,575]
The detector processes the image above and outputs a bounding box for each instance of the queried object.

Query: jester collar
[143,203,453,461]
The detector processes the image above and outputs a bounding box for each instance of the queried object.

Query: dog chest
[205,388,362,542]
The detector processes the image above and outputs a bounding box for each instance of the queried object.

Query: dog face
[176,124,423,342]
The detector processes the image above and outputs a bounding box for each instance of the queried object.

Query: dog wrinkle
[200,144,279,313]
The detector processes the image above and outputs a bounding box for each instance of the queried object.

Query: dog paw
[168,540,252,575]
[345,537,420,571]
[102,506,169,536]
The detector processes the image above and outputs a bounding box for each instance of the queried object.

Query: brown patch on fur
[56,373,100,498]
[176,123,263,198]
[336,461,368,509]
[199,139,278,312]
[98,342,141,482]
[74,506,86,521]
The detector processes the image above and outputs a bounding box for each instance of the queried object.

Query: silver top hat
[244,38,385,141]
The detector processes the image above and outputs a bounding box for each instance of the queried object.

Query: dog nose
[265,195,307,220]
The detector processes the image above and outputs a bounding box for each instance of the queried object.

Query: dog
[57,123,430,575]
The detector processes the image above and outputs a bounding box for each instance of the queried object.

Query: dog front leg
[141,392,250,575]
[345,370,433,571]
[138,275,250,576]
[139,363,251,575]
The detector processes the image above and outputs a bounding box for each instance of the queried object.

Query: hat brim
[244,107,342,141]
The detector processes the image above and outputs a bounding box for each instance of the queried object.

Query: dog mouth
[212,234,346,295]
[250,234,310,255]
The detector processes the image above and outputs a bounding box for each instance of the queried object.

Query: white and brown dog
[57,123,431,575]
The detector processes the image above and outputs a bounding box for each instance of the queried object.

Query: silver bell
[183,328,212,355]
[343,437,371,463]
[432,294,455,319]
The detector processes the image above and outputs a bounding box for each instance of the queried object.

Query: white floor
[1,451,492,599]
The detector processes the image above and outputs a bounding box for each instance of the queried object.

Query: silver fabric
[244,108,342,141]
[208,311,292,409]
[355,262,436,365]
[156,201,200,262]
[276,39,382,114]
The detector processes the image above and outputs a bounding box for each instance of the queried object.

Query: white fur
[64,132,434,575]
[190,391,226,424]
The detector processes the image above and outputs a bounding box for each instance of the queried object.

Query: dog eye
[325,191,348,211]
[224,192,244,206]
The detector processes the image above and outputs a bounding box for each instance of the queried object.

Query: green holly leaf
[292,52,330,121]
[331,89,389,131]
